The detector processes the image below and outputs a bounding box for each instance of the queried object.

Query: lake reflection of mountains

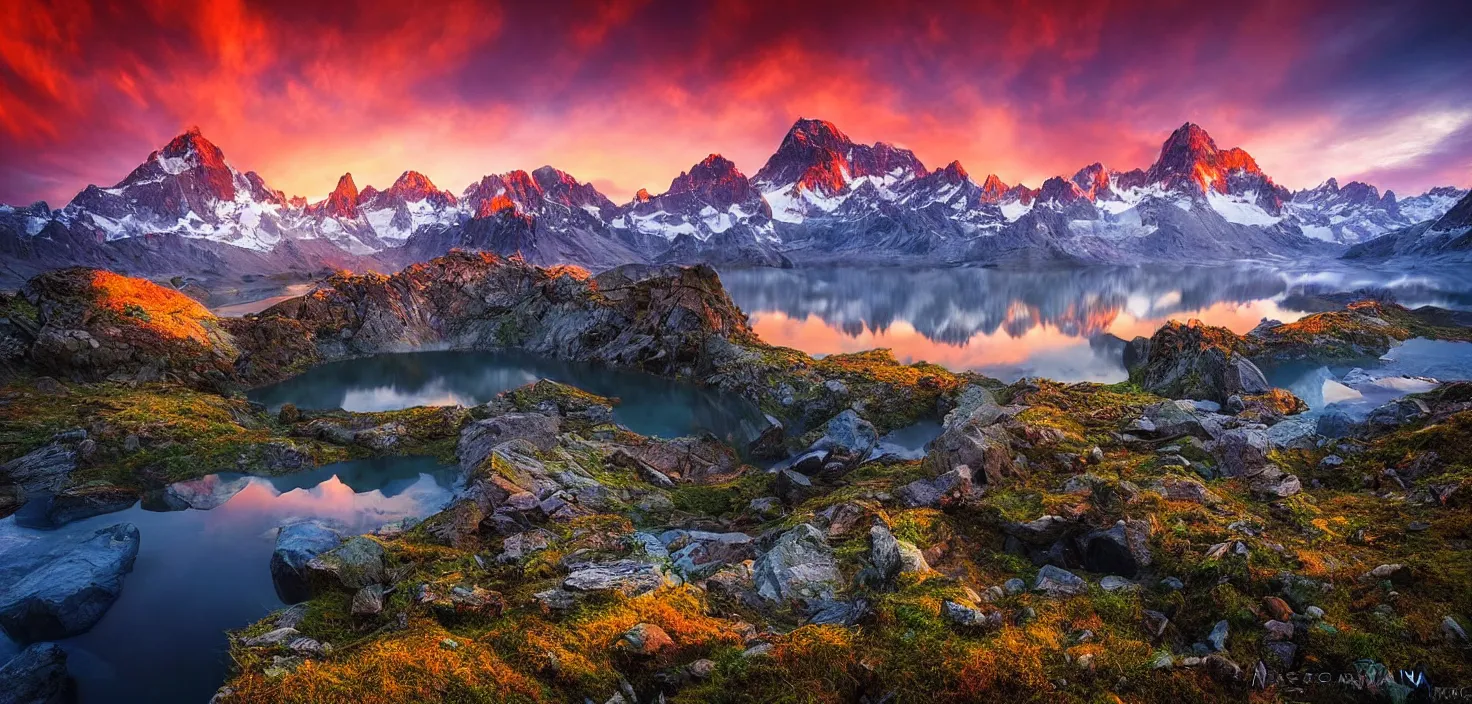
[721,265,1296,345]
[720,265,1472,346]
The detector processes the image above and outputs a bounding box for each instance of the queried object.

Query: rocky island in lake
[2,252,1470,704]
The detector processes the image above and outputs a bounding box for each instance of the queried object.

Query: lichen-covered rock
[0,441,78,494]
[1128,401,1213,440]
[897,465,974,507]
[416,583,504,621]
[22,268,241,389]
[810,409,878,458]
[350,584,385,616]
[752,523,841,602]
[931,413,1017,482]
[458,413,562,471]
[614,623,674,656]
[304,536,385,594]
[498,529,557,564]
[941,600,1002,632]
[1150,475,1217,504]
[1079,519,1152,578]
[563,560,673,597]
[1212,428,1273,478]
[773,468,815,506]
[0,523,140,642]
[869,522,904,584]
[661,530,755,580]
[1033,565,1087,597]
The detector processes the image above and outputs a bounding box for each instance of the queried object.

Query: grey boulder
[0,523,140,642]
[811,410,878,458]
[753,523,841,602]
[270,520,342,604]
[304,536,386,594]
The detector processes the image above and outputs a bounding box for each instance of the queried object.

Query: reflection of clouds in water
[337,369,540,412]
[251,350,765,443]
[341,385,473,412]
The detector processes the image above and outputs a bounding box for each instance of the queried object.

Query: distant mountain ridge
[1,120,1465,284]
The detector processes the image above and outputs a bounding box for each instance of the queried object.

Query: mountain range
[2,120,1467,285]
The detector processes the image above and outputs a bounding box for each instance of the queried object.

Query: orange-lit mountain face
[753,118,926,197]
[1144,123,1288,211]
[307,173,361,219]
[978,174,1010,204]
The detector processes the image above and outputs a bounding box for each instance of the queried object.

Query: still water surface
[721,263,1472,383]
[248,349,770,447]
[0,457,457,704]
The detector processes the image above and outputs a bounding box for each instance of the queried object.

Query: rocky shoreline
[2,254,1471,703]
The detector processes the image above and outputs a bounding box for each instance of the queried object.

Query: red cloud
[1,0,1467,207]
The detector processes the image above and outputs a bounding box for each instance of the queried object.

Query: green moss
[670,472,769,518]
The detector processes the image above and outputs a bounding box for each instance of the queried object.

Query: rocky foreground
[2,254,1471,703]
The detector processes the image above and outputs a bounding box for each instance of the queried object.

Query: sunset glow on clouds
[1,0,1469,207]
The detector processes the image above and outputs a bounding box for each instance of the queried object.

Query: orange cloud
[1,0,1468,206]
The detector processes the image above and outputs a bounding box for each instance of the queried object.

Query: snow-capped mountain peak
[3,119,1467,282]
[753,117,929,223]
[56,127,296,251]
[611,153,774,243]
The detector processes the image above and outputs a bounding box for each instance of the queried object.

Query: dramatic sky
[2,0,1470,207]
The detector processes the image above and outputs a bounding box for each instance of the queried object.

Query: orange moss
[90,269,218,343]
[228,620,549,704]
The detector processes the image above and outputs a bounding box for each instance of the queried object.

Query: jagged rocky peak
[1339,180,1384,205]
[1146,123,1262,191]
[1037,176,1088,205]
[462,170,536,216]
[533,165,618,215]
[55,126,302,251]
[1002,183,1036,205]
[459,166,614,222]
[151,127,236,199]
[91,126,239,206]
[664,154,763,205]
[1140,121,1290,213]
[615,151,776,244]
[1070,162,1110,197]
[308,173,361,219]
[978,174,1009,203]
[935,160,970,184]
[376,170,456,207]
[1433,188,1472,230]
[753,117,926,194]
[475,193,527,219]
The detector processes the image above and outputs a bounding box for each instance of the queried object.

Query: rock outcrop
[0,523,140,642]
[0,643,74,704]
[1133,320,1269,404]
